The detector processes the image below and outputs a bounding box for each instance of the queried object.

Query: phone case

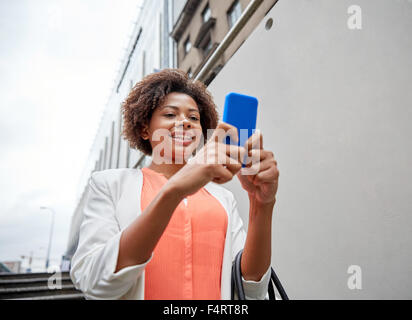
[222,92,258,147]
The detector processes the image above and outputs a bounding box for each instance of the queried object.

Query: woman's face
[142,92,203,163]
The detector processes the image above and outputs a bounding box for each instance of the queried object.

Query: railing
[195,0,273,83]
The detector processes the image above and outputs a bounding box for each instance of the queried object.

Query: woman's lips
[169,133,195,146]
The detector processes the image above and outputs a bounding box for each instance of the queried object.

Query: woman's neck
[147,161,186,179]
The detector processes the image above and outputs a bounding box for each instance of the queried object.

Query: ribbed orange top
[141,167,228,300]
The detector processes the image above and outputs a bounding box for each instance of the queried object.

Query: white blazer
[70,168,271,300]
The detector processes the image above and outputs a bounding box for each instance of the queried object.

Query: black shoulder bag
[231,249,289,300]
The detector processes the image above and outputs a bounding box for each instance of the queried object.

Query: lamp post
[40,206,55,271]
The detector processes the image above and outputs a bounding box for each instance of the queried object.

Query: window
[159,12,163,68]
[98,150,103,171]
[184,37,191,55]
[227,0,242,29]
[109,121,114,169]
[202,4,211,23]
[142,50,146,77]
[146,45,154,75]
[201,34,213,57]
[116,106,122,168]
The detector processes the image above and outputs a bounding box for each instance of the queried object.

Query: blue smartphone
[222,92,258,166]
[223,92,258,146]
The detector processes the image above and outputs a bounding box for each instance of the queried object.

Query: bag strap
[231,249,289,300]
[271,267,289,300]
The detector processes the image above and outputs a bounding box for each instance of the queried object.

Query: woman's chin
[171,146,194,161]
[153,141,198,164]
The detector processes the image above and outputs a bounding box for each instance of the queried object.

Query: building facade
[171,0,277,84]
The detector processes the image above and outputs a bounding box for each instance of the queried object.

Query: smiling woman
[70,68,277,300]
[140,92,204,163]
[121,69,218,157]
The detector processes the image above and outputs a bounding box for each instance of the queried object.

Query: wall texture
[208,0,412,299]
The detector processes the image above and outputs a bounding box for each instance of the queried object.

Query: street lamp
[40,206,55,271]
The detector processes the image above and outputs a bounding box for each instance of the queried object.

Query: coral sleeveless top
[141,167,228,300]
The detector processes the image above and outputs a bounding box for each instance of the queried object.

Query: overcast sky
[0,0,142,271]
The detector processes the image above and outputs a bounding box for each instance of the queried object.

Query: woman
[70,69,279,300]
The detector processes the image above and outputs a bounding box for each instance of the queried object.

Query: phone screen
[222,92,258,166]
[222,92,258,146]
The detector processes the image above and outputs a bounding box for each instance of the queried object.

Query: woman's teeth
[171,135,192,142]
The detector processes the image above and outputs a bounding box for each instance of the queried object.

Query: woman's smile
[168,130,196,146]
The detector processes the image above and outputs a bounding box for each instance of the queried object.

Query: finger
[236,170,255,190]
[248,158,273,175]
[211,164,234,184]
[244,129,263,151]
[255,166,279,183]
[212,143,245,165]
[210,122,239,144]
[222,156,242,176]
[241,153,276,176]
[224,144,246,164]
[243,149,265,167]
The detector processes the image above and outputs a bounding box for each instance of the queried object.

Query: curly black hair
[121,68,219,156]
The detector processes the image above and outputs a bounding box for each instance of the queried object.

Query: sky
[0,0,142,272]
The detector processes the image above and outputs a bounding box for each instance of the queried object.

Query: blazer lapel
[204,182,233,299]
[115,168,143,231]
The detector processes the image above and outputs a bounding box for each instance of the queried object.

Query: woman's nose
[176,117,191,129]
[183,119,192,129]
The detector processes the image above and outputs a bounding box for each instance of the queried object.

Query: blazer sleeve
[230,192,272,300]
[70,171,152,299]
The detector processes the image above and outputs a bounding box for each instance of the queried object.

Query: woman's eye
[164,113,198,121]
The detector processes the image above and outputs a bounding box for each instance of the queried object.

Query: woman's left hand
[236,130,279,205]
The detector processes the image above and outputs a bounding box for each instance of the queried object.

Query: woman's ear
[140,126,149,140]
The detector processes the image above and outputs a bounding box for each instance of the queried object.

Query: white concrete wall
[208,0,412,299]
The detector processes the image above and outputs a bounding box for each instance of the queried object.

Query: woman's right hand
[166,122,246,199]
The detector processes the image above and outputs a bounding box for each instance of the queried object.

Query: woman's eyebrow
[161,105,199,113]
